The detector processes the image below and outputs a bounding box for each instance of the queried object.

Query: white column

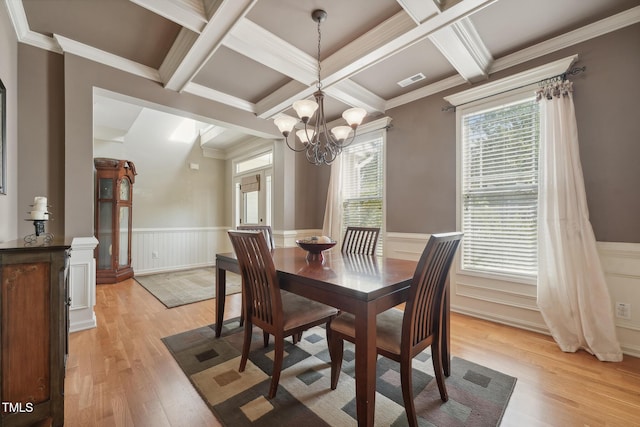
[69,236,99,332]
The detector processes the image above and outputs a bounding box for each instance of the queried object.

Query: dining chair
[237,224,275,250]
[228,230,338,399]
[341,226,380,255]
[236,225,275,327]
[328,231,463,427]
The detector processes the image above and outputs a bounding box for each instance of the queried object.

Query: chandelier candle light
[274,9,366,166]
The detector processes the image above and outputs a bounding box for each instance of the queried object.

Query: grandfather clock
[94,158,137,284]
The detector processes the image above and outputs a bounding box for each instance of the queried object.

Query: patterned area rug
[134,268,242,308]
[162,318,516,426]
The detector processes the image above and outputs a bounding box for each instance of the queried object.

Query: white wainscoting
[69,236,99,332]
[132,227,319,276]
[132,227,233,275]
[387,232,640,358]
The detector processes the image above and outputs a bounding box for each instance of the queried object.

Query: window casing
[458,90,539,281]
[340,134,385,255]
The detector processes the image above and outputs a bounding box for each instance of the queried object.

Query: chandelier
[273,9,366,166]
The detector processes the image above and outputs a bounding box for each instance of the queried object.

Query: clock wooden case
[94,158,136,284]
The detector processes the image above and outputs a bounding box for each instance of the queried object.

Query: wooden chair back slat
[341,227,380,256]
[237,225,275,250]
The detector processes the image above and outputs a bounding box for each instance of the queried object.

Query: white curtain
[536,80,622,362]
[322,155,343,244]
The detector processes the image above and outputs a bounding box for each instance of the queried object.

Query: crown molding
[490,5,640,74]
[201,147,227,159]
[5,0,62,53]
[54,34,161,82]
[386,74,466,109]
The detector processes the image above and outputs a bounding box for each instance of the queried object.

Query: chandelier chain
[317,18,322,90]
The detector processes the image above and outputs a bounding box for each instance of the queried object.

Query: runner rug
[134,268,241,308]
[162,318,516,426]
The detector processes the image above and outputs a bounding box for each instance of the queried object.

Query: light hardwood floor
[64,278,640,426]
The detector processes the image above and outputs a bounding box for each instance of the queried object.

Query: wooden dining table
[215,246,451,427]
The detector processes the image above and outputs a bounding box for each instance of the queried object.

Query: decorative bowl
[296,239,337,262]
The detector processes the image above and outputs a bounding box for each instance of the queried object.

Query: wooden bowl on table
[296,238,336,263]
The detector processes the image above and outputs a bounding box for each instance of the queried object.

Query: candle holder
[24,219,54,245]
[24,199,54,245]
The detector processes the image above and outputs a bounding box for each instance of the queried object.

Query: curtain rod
[441,66,587,112]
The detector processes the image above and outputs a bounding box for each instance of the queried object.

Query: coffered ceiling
[6,0,640,153]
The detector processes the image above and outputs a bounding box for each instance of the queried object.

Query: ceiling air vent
[397,72,426,88]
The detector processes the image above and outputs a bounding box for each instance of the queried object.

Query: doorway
[233,151,273,227]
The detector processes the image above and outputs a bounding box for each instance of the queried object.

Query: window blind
[461,97,539,277]
[240,174,260,193]
[341,136,384,255]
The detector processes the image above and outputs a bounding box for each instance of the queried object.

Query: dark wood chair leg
[269,335,285,398]
[432,340,448,402]
[239,321,252,372]
[329,334,344,390]
[263,331,270,347]
[400,357,418,427]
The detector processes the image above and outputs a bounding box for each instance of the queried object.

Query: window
[341,134,384,255]
[236,152,273,174]
[460,93,539,279]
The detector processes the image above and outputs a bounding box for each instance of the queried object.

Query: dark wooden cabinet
[94,158,136,284]
[0,239,70,427]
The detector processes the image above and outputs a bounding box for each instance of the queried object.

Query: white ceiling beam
[182,82,256,113]
[255,81,316,120]
[256,0,497,119]
[224,18,317,85]
[160,0,256,92]
[199,125,227,144]
[129,0,208,33]
[428,17,493,83]
[396,0,441,24]
[324,80,387,114]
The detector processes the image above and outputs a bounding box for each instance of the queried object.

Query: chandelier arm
[338,129,358,149]
[303,121,317,148]
[285,135,307,152]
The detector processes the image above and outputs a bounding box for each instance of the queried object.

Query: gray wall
[386,23,640,243]
[17,46,65,238]
[295,159,330,229]
[0,2,18,242]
